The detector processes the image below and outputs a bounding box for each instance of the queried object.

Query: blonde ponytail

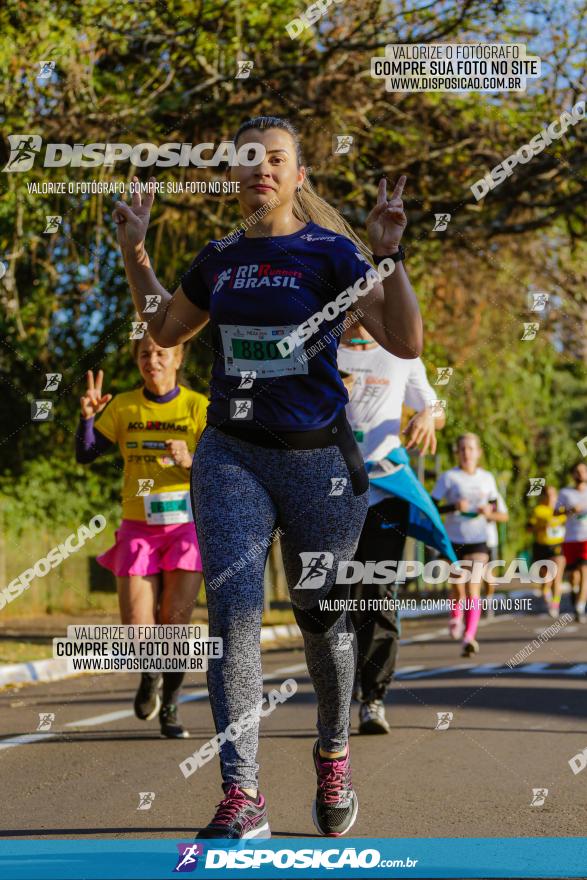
[234,115,373,263]
[293,176,372,262]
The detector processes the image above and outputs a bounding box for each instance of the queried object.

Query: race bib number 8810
[220,324,308,378]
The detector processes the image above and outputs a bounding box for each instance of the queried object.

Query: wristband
[372,245,405,263]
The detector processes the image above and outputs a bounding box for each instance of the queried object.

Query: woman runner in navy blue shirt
[113,116,422,839]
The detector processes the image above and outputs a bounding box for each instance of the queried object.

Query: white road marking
[394,662,587,680]
[1,611,577,752]
[397,663,475,680]
[0,663,308,752]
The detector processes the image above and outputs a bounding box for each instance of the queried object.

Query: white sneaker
[449,618,465,640]
[358,700,390,735]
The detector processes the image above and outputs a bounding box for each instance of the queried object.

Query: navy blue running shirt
[180,221,371,432]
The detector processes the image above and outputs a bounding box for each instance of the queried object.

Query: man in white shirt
[338,321,445,734]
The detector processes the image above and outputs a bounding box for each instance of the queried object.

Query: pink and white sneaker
[449,618,465,640]
[312,741,358,836]
[196,785,270,839]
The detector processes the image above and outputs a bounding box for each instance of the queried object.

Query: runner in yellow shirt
[528,485,566,618]
[75,333,208,736]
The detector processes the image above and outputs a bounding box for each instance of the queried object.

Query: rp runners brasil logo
[174,843,204,872]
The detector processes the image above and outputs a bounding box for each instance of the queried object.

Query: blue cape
[366,446,457,563]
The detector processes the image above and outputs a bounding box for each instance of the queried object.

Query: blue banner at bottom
[0,838,585,879]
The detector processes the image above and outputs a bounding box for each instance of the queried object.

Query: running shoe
[449,618,465,640]
[134,673,162,721]
[548,601,560,619]
[461,639,479,657]
[312,741,358,837]
[196,785,270,839]
[358,700,390,735]
[160,703,189,739]
[575,607,586,624]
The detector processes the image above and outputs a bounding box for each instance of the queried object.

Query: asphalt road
[1,606,586,841]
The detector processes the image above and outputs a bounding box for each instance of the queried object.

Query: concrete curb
[0,589,540,689]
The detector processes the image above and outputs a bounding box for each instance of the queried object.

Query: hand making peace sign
[366,176,408,254]
[112,175,157,252]
[80,370,112,420]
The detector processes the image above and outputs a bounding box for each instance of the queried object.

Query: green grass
[0,641,54,665]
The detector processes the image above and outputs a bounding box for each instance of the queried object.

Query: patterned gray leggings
[191,421,369,790]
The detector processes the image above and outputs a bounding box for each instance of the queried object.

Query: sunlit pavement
[0,607,585,839]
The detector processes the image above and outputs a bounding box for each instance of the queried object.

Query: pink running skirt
[97,519,202,577]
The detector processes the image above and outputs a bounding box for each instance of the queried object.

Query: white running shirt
[431,467,507,545]
[557,486,587,542]
[338,345,438,507]
[338,345,438,460]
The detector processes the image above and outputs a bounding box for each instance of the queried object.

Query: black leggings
[351,495,410,702]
